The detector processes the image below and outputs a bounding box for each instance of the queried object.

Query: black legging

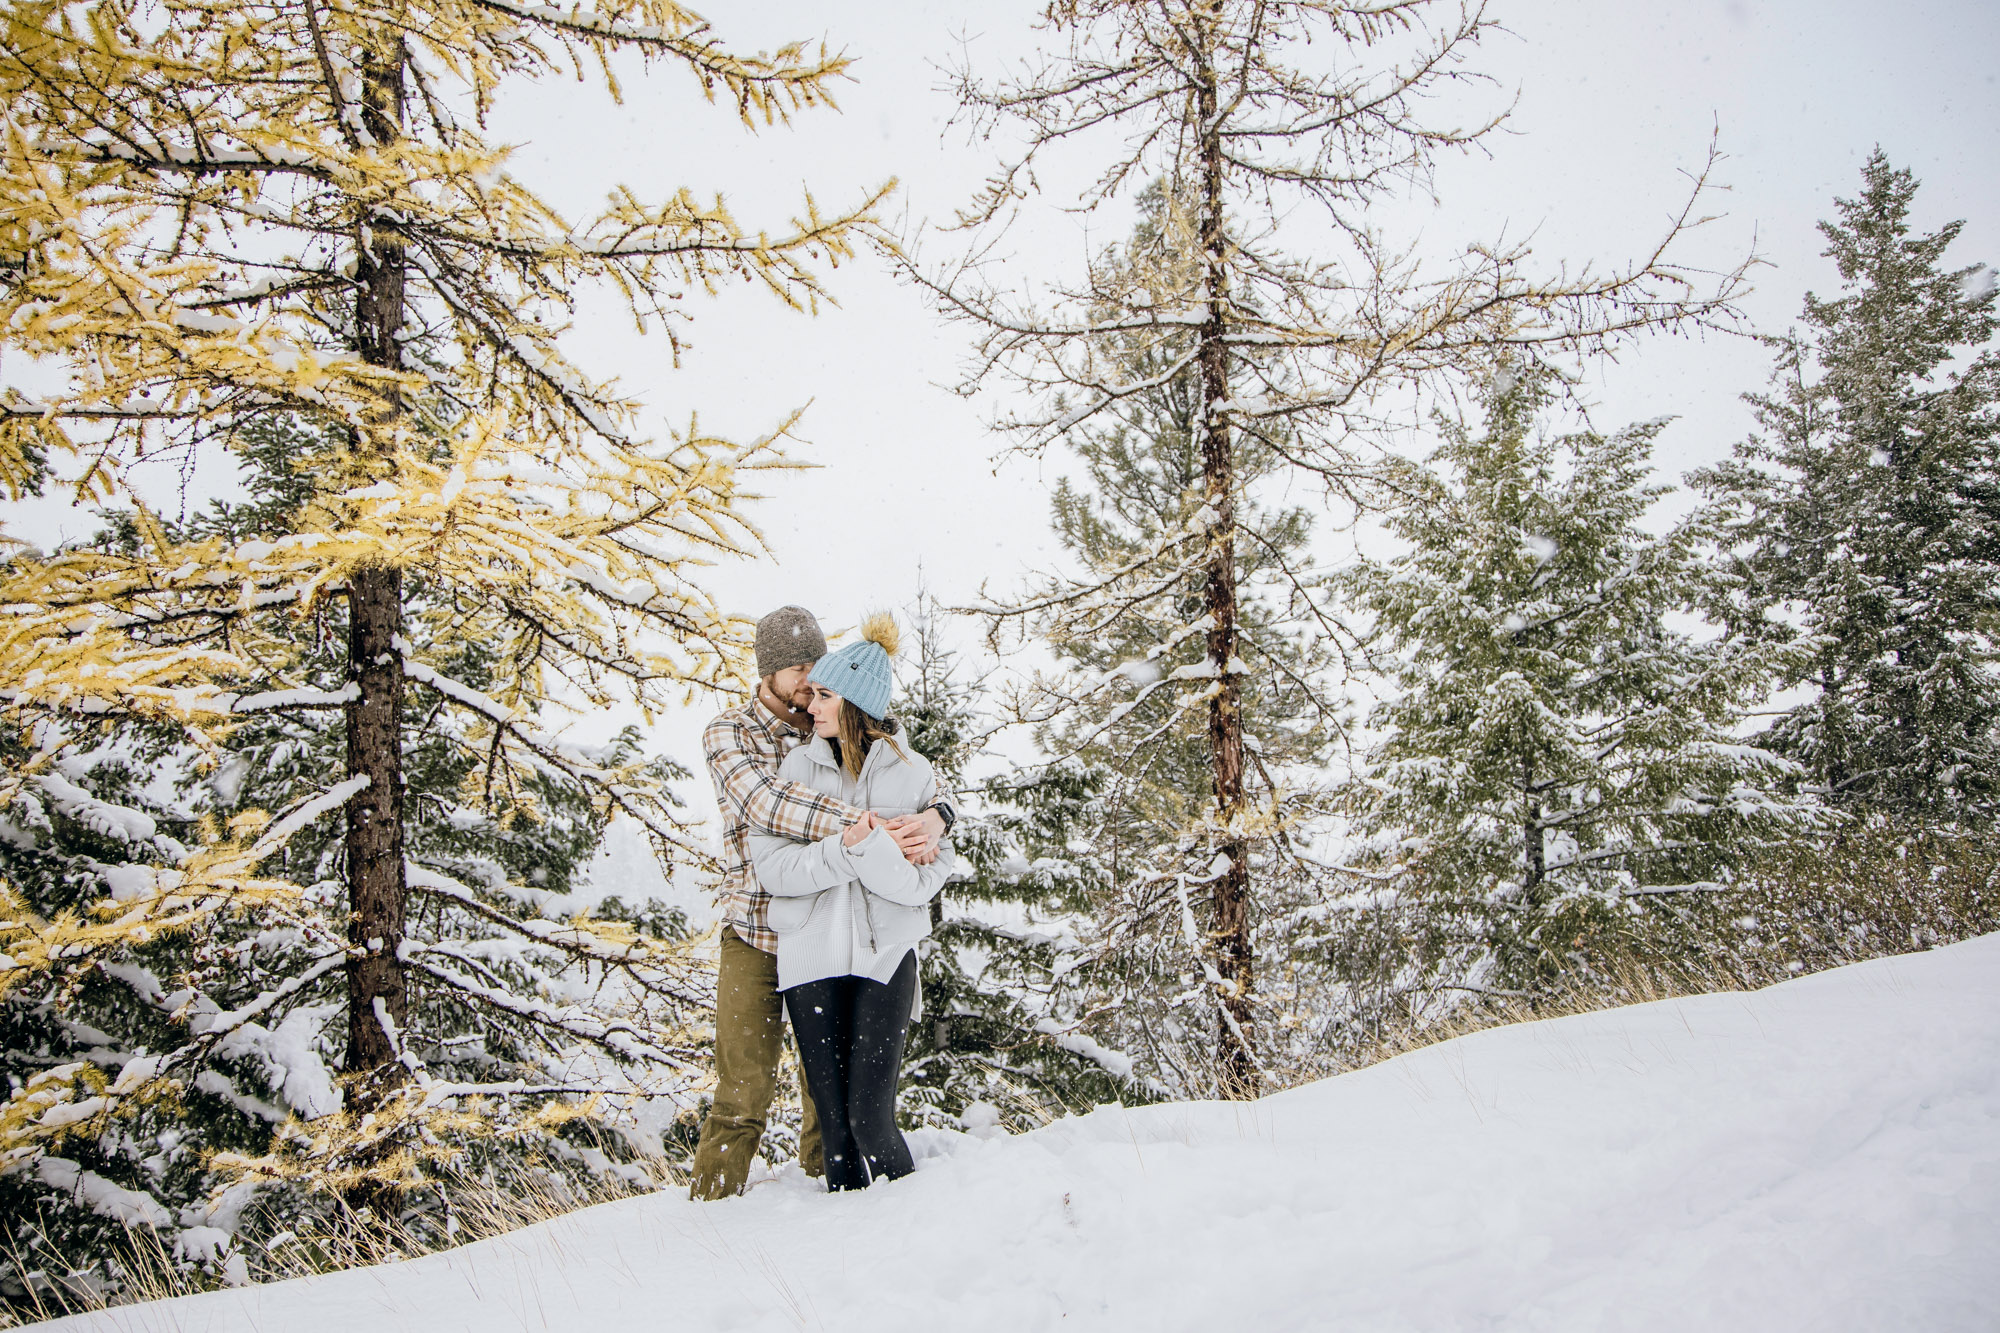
[783,951,918,1191]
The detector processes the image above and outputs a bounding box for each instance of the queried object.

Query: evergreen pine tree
[2,417,697,1307]
[1342,365,1820,1009]
[925,0,1750,1095]
[895,596,1135,1131]
[1695,150,2000,818]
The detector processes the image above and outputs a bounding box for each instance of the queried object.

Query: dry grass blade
[2,1159,681,1326]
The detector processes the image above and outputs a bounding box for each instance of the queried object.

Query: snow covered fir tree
[1,417,701,1298]
[1694,150,2000,819]
[1338,365,1822,1026]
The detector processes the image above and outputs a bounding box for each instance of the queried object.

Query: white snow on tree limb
[1032,1019,1136,1081]
[35,772,157,844]
[253,777,371,855]
[227,684,360,713]
[34,1155,174,1228]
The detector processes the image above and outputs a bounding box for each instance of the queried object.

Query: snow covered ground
[52,934,2000,1333]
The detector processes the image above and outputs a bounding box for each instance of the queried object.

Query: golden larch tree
[0,0,886,1210]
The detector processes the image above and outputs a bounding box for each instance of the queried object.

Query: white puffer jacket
[748,728,957,1001]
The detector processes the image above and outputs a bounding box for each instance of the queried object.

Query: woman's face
[807,683,844,738]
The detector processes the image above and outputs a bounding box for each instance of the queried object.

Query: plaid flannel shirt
[704,697,958,953]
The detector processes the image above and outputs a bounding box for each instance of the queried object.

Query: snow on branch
[402,950,701,1072]
[227,684,360,713]
[253,777,371,857]
[191,952,351,1044]
[1031,1018,1137,1081]
[35,772,158,845]
[406,861,707,1003]
[394,640,703,857]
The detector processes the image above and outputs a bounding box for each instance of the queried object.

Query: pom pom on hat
[810,612,898,720]
[858,611,901,660]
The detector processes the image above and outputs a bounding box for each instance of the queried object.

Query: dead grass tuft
[2,1159,677,1327]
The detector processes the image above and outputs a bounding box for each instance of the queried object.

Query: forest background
[7,0,1999,694]
[2,0,1998,1318]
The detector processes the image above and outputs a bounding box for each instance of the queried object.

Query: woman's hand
[841,810,879,848]
[882,809,946,864]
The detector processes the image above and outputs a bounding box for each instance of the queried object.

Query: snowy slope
[53,935,2000,1333]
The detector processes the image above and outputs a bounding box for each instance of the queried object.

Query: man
[689,605,953,1199]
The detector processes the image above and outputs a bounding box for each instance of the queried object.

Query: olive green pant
[688,928,823,1199]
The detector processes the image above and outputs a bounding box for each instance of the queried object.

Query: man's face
[770,663,814,710]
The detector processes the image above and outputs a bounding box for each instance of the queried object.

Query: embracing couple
[688,605,958,1197]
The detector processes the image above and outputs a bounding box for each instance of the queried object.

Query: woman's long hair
[829,611,905,778]
[833,701,906,779]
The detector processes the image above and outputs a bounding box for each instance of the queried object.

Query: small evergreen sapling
[894,599,1136,1130]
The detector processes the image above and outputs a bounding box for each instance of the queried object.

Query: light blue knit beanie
[809,612,898,720]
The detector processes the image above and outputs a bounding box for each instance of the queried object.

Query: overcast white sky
[480,0,2000,782]
[13,0,2000,850]
[475,0,2000,622]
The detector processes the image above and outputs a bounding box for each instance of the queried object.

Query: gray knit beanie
[754,605,828,679]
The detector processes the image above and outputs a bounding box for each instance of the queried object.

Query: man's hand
[841,810,879,848]
[882,807,947,865]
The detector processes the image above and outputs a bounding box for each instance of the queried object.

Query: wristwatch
[924,800,958,833]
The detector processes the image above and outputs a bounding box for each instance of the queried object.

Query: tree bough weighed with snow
[1694,151,2000,819]
[0,0,884,1267]
[1340,366,1822,1019]
[923,0,1750,1096]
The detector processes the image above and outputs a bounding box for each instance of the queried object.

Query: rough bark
[1522,752,1545,896]
[343,39,410,1109]
[344,564,407,1090]
[1195,31,1258,1101]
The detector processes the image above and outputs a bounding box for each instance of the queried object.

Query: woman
[749,613,955,1190]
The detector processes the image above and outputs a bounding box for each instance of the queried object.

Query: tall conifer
[1695,151,2000,817]
[967,186,1343,1095]
[3,419,698,1299]
[0,0,884,1235]
[926,0,1749,1094]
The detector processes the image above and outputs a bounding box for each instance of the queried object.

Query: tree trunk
[344,564,407,1092]
[1510,751,1549,993]
[1522,752,1545,897]
[343,39,410,1114]
[1195,34,1257,1101]
[1819,661,1850,805]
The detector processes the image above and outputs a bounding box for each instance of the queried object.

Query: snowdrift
[52,934,2000,1332]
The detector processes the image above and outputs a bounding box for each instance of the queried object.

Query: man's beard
[761,677,815,730]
